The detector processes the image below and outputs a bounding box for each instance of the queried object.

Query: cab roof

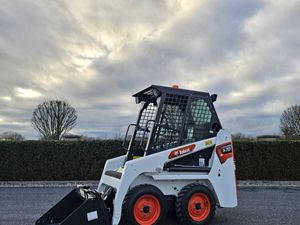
[133,85,211,103]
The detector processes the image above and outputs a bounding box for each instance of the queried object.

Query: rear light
[216,142,233,164]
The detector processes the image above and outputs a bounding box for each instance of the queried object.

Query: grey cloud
[0,0,299,139]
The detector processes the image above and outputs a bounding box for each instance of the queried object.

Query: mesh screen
[129,91,214,154]
[152,94,188,151]
[182,97,212,144]
[132,102,157,152]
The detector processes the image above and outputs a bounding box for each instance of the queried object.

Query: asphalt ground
[0,186,299,225]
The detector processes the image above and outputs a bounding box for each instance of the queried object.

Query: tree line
[1,100,300,141]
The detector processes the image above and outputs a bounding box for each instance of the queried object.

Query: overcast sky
[0,0,299,139]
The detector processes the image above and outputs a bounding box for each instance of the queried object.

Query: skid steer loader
[36,85,237,225]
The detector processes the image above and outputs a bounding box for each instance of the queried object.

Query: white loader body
[98,130,237,225]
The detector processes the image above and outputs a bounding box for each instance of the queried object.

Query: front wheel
[122,184,167,225]
[176,184,216,225]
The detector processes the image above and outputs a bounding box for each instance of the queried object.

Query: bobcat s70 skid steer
[36,85,237,225]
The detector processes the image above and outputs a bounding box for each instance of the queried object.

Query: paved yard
[0,186,299,225]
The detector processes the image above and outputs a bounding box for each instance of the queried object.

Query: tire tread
[122,184,167,225]
[176,183,216,225]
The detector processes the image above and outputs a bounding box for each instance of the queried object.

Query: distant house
[256,135,280,141]
[61,133,82,141]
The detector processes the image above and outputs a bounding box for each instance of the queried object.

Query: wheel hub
[195,203,201,210]
[143,205,150,213]
[133,194,161,225]
[188,193,211,222]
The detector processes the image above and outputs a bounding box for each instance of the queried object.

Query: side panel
[130,174,212,196]
[208,130,238,207]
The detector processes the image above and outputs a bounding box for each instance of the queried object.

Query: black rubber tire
[122,184,167,225]
[176,184,216,225]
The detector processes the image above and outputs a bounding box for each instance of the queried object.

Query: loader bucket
[36,187,111,225]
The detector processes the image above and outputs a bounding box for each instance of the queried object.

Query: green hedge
[0,140,125,181]
[0,141,299,181]
[234,141,300,180]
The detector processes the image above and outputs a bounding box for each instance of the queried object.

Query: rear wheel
[122,184,167,225]
[176,184,216,225]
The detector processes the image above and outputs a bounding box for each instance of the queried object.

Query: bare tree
[0,131,25,141]
[31,100,77,140]
[280,104,300,136]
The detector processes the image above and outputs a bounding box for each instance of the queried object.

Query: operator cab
[124,85,221,161]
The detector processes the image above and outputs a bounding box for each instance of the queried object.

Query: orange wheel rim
[188,193,211,222]
[133,194,161,225]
